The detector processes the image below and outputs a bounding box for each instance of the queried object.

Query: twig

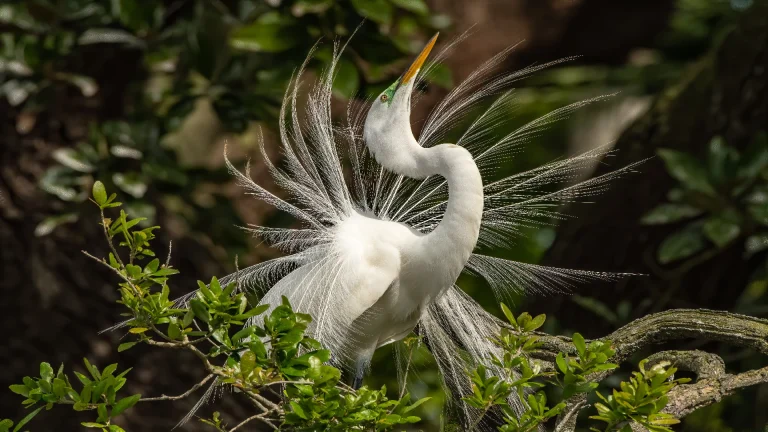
[229,409,280,431]
[144,338,217,373]
[98,207,125,269]
[81,250,142,296]
[165,240,173,267]
[140,374,216,402]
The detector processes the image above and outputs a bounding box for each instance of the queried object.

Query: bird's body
[260,138,484,375]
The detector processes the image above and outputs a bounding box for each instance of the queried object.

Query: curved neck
[375,133,483,271]
[364,96,483,273]
[416,145,484,264]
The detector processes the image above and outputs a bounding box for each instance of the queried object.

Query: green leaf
[403,396,431,413]
[80,422,107,428]
[39,363,54,382]
[117,342,137,352]
[290,401,308,419]
[12,406,42,432]
[9,384,29,397]
[240,352,256,376]
[641,203,702,225]
[234,304,270,320]
[168,323,181,340]
[707,136,739,185]
[83,358,100,380]
[555,353,568,374]
[74,372,91,387]
[391,0,429,15]
[525,314,546,331]
[181,310,195,328]
[0,419,12,432]
[111,394,141,417]
[231,327,253,343]
[350,0,393,25]
[500,303,515,326]
[572,333,586,357]
[190,299,211,324]
[97,404,108,423]
[230,13,298,53]
[702,214,740,247]
[52,378,66,397]
[657,225,706,264]
[92,181,107,205]
[332,58,359,99]
[658,149,715,195]
[738,132,768,179]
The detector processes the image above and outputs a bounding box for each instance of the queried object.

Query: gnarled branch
[541,309,768,431]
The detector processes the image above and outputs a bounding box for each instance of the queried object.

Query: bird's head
[363,34,438,176]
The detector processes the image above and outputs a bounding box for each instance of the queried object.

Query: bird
[181,33,641,427]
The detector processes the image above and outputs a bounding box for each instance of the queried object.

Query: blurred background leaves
[1,0,766,430]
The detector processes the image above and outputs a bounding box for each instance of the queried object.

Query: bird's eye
[380,94,388,102]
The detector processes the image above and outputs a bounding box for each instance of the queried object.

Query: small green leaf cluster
[285,384,428,431]
[555,333,618,398]
[643,133,768,264]
[462,304,625,431]
[7,360,139,432]
[463,305,567,432]
[590,359,691,432]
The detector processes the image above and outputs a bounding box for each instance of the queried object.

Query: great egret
[181,33,639,427]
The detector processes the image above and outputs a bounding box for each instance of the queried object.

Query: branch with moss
[506,309,768,431]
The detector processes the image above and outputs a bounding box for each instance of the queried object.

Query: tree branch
[663,364,768,418]
[553,394,586,432]
[229,409,280,431]
[645,350,726,380]
[530,309,768,364]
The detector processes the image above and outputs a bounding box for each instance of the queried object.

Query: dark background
[1,0,767,430]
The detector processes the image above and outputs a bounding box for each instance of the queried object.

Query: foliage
[7,359,138,432]
[2,182,427,431]
[590,360,690,432]
[0,0,446,238]
[642,134,768,265]
[462,305,687,431]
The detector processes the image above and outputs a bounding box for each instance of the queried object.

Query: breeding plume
[189,34,638,426]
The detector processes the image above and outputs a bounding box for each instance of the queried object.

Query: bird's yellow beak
[401,33,438,85]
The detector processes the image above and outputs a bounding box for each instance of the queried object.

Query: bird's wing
[254,238,401,361]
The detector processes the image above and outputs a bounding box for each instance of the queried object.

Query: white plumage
[196,33,641,427]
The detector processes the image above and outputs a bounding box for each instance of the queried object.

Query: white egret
[181,33,640,427]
